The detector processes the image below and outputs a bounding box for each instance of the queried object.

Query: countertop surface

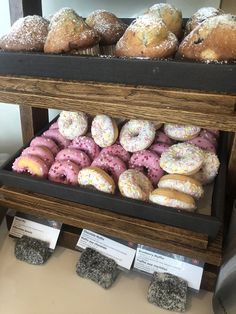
[0,219,214,314]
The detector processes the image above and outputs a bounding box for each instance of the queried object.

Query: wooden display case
[0,0,236,292]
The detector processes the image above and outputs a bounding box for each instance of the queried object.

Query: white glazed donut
[160,143,204,175]
[118,169,153,201]
[158,174,204,199]
[193,151,220,185]
[78,166,115,194]
[164,123,201,141]
[91,114,118,147]
[149,188,196,211]
[120,119,155,152]
[58,111,88,140]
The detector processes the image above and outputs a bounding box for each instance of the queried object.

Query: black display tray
[0,50,235,94]
[0,119,227,238]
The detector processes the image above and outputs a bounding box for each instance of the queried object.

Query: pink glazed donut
[187,137,216,153]
[12,154,48,178]
[100,144,130,164]
[48,160,80,185]
[30,136,59,156]
[21,146,54,168]
[69,136,100,161]
[43,129,71,149]
[55,148,91,168]
[205,129,219,138]
[199,130,218,147]
[129,150,164,185]
[149,143,170,156]
[92,154,127,183]
[154,131,173,145]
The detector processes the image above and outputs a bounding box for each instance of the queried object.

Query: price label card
[134,245,204,291]
[76,229,136,270]
[9,214,61,250]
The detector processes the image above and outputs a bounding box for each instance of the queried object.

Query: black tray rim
[0,118,227,238]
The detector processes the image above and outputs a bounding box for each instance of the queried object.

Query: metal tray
[0,119,227,238]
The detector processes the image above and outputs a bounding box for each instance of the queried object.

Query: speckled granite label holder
[15,235,52,265]
[76,247,120,289]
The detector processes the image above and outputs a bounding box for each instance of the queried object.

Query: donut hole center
[132,132,140,138]
[59,174,67,182]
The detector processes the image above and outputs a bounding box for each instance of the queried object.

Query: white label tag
[9,216,61,250]
[76,229,136,270]
[134,245,204,291]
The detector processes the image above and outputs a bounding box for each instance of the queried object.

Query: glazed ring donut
[120,120,155,152]
[158,174,204,199]
[92,154,126,183]
[12,154,48,177]
[149,143,170,156]
[164,123,201,141]
[199,129,218,147]
[129,150,164,185]
[187,136,216,153]
[160,143,204,175]
[48,160,80,185]
[154,131,173,145]
[118,169,153,201]
[193,151,220,185]
[43,129,71,149]
[149,188,196,211]
[55,148,91,168]
[58,111,88,140]
[69,136,100,161]
[91,114,118,147]
[100,144,130,164]
[21,146,54,168]
[78,166,115,194]
[30,136,59,156]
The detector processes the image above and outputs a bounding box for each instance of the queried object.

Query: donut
[164,124,201,141]
[43,129,71,149]
[149,143,170,156]
[149,188,196,211]
[58,111,88,140]
[21,146,54,168]
[69,136,100,161]
[49,121,59,130]
[160,143,204,175]
[205,129,219,138]
[154,131,173,145]
[187,136,216,153]
[48,160,80,185]
[91,114,118,147]
[193,151,220,185]
[118,169,153,201]
[12,154,48,178]
[129,150,164,185]
[199,129,218,147]
[120,120,155,152]
[158,174,204,199]
[78,166,115,194]
[30,136,59,156]
[92,154,127,183]
[55,148,91,168]
[100,144,130,164]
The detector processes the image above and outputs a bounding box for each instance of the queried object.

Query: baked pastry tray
[0,120,227,238]
[0,51,235,93]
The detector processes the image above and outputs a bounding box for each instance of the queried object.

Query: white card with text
[77,229,136,270]
[9,216,61,250]
[134,245,204,291]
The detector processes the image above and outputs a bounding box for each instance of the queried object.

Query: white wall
[0,0,222,155]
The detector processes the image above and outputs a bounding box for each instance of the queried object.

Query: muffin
[179,14,236,62]
[115,14,178,59]
[185,7,224,35]
[86,10,127,55]
[146,3,182,38]
[0,15,49,51]
[44,8,100,55]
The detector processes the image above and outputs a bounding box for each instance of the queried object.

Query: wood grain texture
[0,76,235,131]
[0,186,223,266]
